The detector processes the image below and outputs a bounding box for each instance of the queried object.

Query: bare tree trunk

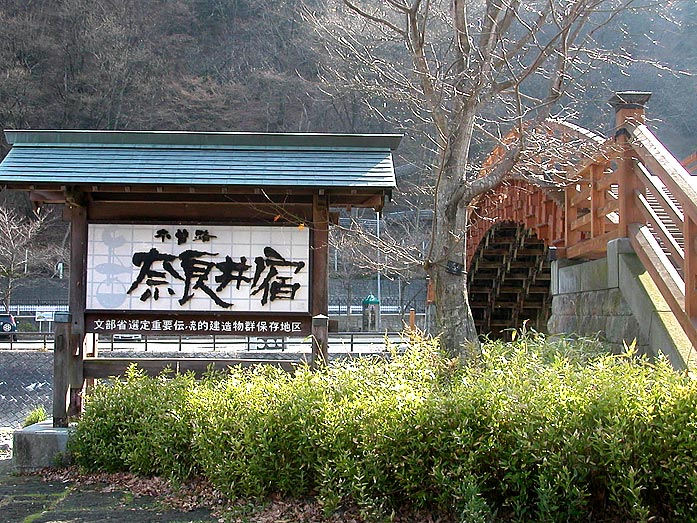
[320,0,651,357]
[429,192,479,357]
[433,262,478,356]
[2,279,11,313]
[426,109,481,357]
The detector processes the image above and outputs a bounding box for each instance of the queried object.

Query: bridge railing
[562,94,697,357]
[563,154,620,259]
[467,93,697,364]
[623,121,697,350]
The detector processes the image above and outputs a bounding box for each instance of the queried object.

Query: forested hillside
[0,0,342,147]
[1,1,693,155]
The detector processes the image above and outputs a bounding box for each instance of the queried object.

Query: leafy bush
[69,365,197,478]
[22,405,49,427]
[69,334,697,522]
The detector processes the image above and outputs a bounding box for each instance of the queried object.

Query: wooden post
[53,312,72,428]
[409,308,416,330]
[311,195,329,362]
[685,217,697,317]
[83,333,97,394]
[590,163,605,238]
[564,186,579,248]
[609,92,651,237]
[311,314,329,366]
[67,204,88,416]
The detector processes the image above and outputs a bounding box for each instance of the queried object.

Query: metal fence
[0,330,410,428]
[328,277,428,314]
[1,331,407,354]
[0,349,53,428]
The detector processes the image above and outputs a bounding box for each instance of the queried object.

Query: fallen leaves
[41,467,225,512]
[39,468,456,523]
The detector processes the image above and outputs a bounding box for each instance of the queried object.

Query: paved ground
[0,462,220,523]
[0,432,219,523]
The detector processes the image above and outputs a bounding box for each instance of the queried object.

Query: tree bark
[427,112,481,357]
[432,250,479,357]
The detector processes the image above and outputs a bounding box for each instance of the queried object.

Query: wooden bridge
[466,92,697,366]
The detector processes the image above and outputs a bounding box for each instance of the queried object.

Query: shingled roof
[0,130,401,191]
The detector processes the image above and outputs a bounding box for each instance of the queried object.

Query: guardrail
[0,332,55,350]
[0,331,407,354]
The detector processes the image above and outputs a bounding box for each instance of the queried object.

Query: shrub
[69,365,197,478]
[69,334,697,522]
[22,405,48,427]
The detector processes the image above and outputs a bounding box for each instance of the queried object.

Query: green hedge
[69,334,697,522]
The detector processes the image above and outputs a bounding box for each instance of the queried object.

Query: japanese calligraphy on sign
[86,225,310,312]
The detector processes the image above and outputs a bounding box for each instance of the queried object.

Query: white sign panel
[86,224,310,313]
[35,308,56,322]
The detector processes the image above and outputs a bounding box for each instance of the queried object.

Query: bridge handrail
[627,122,697,224]
[468,100,697,366]
[624,123,697,341]
[543,115,697,364]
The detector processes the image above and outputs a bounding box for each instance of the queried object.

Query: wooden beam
[595,170,618,192]
[634,162,684,227]
[90,192,314,204]
[629,122,697,226]
[598,199,619,217]
[361,193,386,211]
[30,190,65,204]
[628,223,697,363]
[566,230,620,259]
[684,216,697,318]
[88,201,314,222]
[570,211,592,232]
[570,184,591,207]
[636,192,684,269]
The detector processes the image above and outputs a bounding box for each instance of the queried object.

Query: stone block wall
[548,287,648,354]
[548,238,691,368]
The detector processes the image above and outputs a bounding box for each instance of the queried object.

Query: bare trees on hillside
[0,206,66,311]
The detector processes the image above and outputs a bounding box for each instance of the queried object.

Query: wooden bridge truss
[466,92,697,354]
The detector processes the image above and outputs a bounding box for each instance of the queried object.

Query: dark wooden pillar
[52,315,71,427]
[609,92,651,237]
[67,204,87,416]
[312,314,329,366]
[311,194,329,364]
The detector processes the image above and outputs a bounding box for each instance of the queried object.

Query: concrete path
[0,458,218,523]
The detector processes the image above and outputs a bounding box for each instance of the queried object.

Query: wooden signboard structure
[0,130,400,426]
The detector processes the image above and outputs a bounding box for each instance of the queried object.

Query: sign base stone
[13,421,72,473]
